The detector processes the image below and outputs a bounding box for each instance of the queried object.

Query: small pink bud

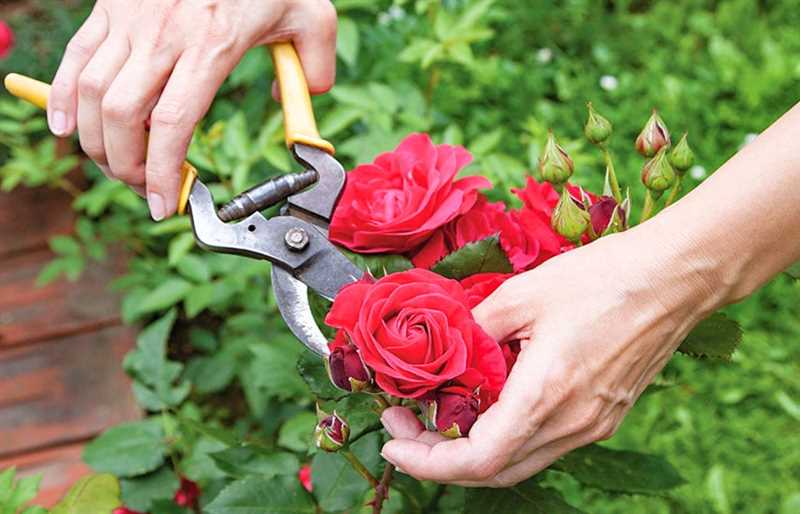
[635,110,671,158]
[315,412,350,452]
[427,390,480,438]
[327,332,371,392]
[0,21,14,59]
[588,196,626,238]
[298,464,313,492]
[174,477,200,508]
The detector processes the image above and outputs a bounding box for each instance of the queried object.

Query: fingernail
[148,192,165,221]
[50,110,67,136]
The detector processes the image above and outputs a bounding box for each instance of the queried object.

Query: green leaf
[277,411,318,453]
[209,447,300,479]
[339,248,414,278]
[205,475,315,514]
[320,394,381,442]
[175,254,211,283]
[677,312,742,360]
[135,278,193,315]
[123,310,190,410]
[311,431,383,512]
[296,350,346,401]
[551,443,685,494]
[336,17,360,68]
[239,337,309,416]
[464,479,585,514]
[82,419,167,477]
[0,468,42,514]
[168,232,195,266]
[431,235,513,279]
[49,235,80,256]
[184,353,237,394]
[50,474,121,514]
[120,466,179,513]
[786,260,800,279]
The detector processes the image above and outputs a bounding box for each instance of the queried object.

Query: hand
[379,226,718,487]
[47,0,337,220]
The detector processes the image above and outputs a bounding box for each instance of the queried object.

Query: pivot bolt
[285,227,310,251]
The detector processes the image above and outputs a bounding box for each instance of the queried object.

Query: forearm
[633,101,800,314]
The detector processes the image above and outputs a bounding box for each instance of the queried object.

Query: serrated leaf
[339,248,413,278]
[50,474,121,514]
[120,466,179,513]
[82,419,167,477]
[239,338,308,416]
[464,479,585,514]
[297,350,346,401]
[311,432,383,512]
[210,447,300,479]
[136,278,193,315]
[551,443,685,494]
[431,235,513,279]
[0,469,42,514]
[277,411,318,453]
[677,312,742,360]
[205,475,315,514]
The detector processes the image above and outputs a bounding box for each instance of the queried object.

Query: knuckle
[66,33,95,58]
[78,72,106,100]
[591,418,618,442]
[151,101,189,128]
[79,139,106,164]
[101,96,137,124]
[315,0,338,36]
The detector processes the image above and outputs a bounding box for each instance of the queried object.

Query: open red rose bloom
[325,133,619,438]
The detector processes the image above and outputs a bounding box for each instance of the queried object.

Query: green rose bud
[641,147,676,194]
[551,188,590,243]
[539,131,574,185]
[584,102,613,145]
[635,110,671,158]
[669,133,695,173]
[314,412,350,452]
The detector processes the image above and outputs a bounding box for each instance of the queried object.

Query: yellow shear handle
[3,73,198,215]
[270,42,335,155]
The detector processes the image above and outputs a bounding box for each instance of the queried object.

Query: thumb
[471,273,538,343]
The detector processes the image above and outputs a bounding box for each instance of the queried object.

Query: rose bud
[327,332,371,392]
[587,197,625,239]
[314,412,350,452]
[113,509,146,514]
[174,477,201,508]
[551,188,590,243]
[539,131,574,185]
[298,464,313,492]
[0,21,14,59]
[427,390,480,438]
[584,102,612,145]
[635,110,671,158]
[641,147,677,195]
[669,133,695,174]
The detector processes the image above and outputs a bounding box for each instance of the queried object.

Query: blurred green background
[1,1,798,513]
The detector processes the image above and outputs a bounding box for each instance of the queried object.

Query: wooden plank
[0,325,141,457]
[0,248,125,348]
[0,442,92,508]
[0,186,75,259]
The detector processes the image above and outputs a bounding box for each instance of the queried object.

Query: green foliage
[0,468,47,514]
[431,235,513,279]
[82,419,167,477]
[677,313,742,360]
[3,1,800,513]
[50,474,121,514]
[551,444,685,495]
[464,479,586,514]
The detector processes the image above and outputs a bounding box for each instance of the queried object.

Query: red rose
[329,133,490,253]
[113,509,146,514]
[459,272,511,309]
[298,465,313,493]
[411,196,516,268]
[325,269,506,402]
[0,22,13,59]
[502,341,522,371]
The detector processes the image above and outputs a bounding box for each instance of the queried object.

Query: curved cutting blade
[272,266,331,357]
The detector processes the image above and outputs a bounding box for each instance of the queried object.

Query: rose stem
[600,143,623,204]
[371,462,396,514]
[341,449,379,487]
[639,189,657,223]
[373,394,391,411]
[663,175,683,208]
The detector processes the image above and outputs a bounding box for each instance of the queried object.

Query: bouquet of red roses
[313,105,696,445]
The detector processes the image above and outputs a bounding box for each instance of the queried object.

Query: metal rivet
[285,227,309,251]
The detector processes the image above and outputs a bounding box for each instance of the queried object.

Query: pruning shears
[5,43,363,357]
